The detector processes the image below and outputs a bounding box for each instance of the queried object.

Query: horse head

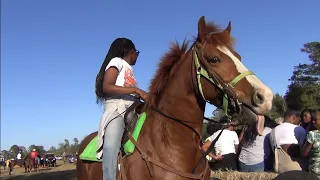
[194,16,273,134]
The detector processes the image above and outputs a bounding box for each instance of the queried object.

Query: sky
[1,0,319,151]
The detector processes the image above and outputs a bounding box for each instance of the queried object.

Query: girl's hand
[214,153,223,161]
[135,88,149,101]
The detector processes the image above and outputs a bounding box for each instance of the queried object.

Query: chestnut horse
[77,16,273,180]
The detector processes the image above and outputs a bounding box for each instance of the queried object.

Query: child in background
[302,109,320,179]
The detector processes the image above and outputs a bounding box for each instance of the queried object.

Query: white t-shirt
[207,129,239,155]
[17,153,21,159]
[105,57,138,88]
[270,122,306,149]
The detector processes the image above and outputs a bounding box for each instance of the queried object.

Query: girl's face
[129,48,139,66]
[303,112,311,123]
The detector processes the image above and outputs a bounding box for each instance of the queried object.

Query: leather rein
[123,43,254,180]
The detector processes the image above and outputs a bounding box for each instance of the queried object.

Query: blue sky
[1,0,319,151]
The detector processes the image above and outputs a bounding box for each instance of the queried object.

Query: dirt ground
[0,160,281,180]
[0,160,76,180]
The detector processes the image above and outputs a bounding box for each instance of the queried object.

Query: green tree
[285,41,320,110]
[9,145,20,157]
[203,108,225,141]
[70,138,80,154]
[64,139,70,152]
[1,150,11,159]
[48,146,57,153]
[56,143,65,156]
[202,123,209,142]
[73,138,79,147]
[28,145,46,154]
[268,93,287,119]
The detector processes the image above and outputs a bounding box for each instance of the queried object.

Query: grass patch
[210,170,278,180]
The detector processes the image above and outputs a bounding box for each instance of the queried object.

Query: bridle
[192,42,254,117]
[129,43,255,180]
[151,42,254,140]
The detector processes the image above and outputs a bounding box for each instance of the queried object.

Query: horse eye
[209,57,220,63]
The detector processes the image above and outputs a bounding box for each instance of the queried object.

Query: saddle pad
[79,112,147,162]
[123,112,146,154]
[79,136,102,162]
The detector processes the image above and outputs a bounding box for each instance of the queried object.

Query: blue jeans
[35,157,40,166]
[239,161,264,172]
[103,111,125,180]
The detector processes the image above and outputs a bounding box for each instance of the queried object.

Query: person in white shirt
[201,116,239,171]
[16,152,21,160]
[16,151,23,166]
[269,110,308,173]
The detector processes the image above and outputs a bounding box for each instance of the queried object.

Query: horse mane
[145,20,234,110]
[145,40,189,110]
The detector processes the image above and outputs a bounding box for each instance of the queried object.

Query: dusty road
[0,161,76,180]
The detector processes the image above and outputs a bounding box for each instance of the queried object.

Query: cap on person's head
[33,149,36,151]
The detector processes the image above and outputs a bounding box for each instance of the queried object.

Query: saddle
[121,101,144,147]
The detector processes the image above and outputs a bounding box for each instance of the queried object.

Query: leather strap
[127,133,208,179]
[118,151,128,180]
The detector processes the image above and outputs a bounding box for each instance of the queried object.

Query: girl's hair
[95,38,136,104]
[300,108,315,126]
[242,115,277,147]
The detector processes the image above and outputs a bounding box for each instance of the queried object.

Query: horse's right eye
[209,57,220,63]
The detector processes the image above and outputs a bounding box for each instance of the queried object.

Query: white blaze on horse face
[216,46,273,114]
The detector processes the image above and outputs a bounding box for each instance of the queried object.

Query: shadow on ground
[0,169,76,180]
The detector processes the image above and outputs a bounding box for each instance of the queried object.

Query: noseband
[192,43,254,116]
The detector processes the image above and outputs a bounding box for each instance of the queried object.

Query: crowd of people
[201,108,320,179]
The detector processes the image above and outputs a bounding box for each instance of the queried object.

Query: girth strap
[127,133,208,179]
[117,151,128,180]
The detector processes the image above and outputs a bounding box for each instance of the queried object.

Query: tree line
[203,41,320,138]
[1,138,81,159]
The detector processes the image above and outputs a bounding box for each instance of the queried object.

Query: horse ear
[197,16,207,41]
[224,21,232,34]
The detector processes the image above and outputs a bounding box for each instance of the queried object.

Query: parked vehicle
[55,156,62,160]
[44,153,56,167]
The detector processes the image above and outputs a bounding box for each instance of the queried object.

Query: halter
[192,43,254,117]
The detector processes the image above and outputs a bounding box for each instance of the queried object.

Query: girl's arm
[301,142,312,156]
[301,130,313,157]
[201,140,223,160]
[103,67,142,96]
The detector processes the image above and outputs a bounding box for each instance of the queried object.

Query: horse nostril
[253,91,265,106]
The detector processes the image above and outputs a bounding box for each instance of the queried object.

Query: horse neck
[145,51,206,152]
